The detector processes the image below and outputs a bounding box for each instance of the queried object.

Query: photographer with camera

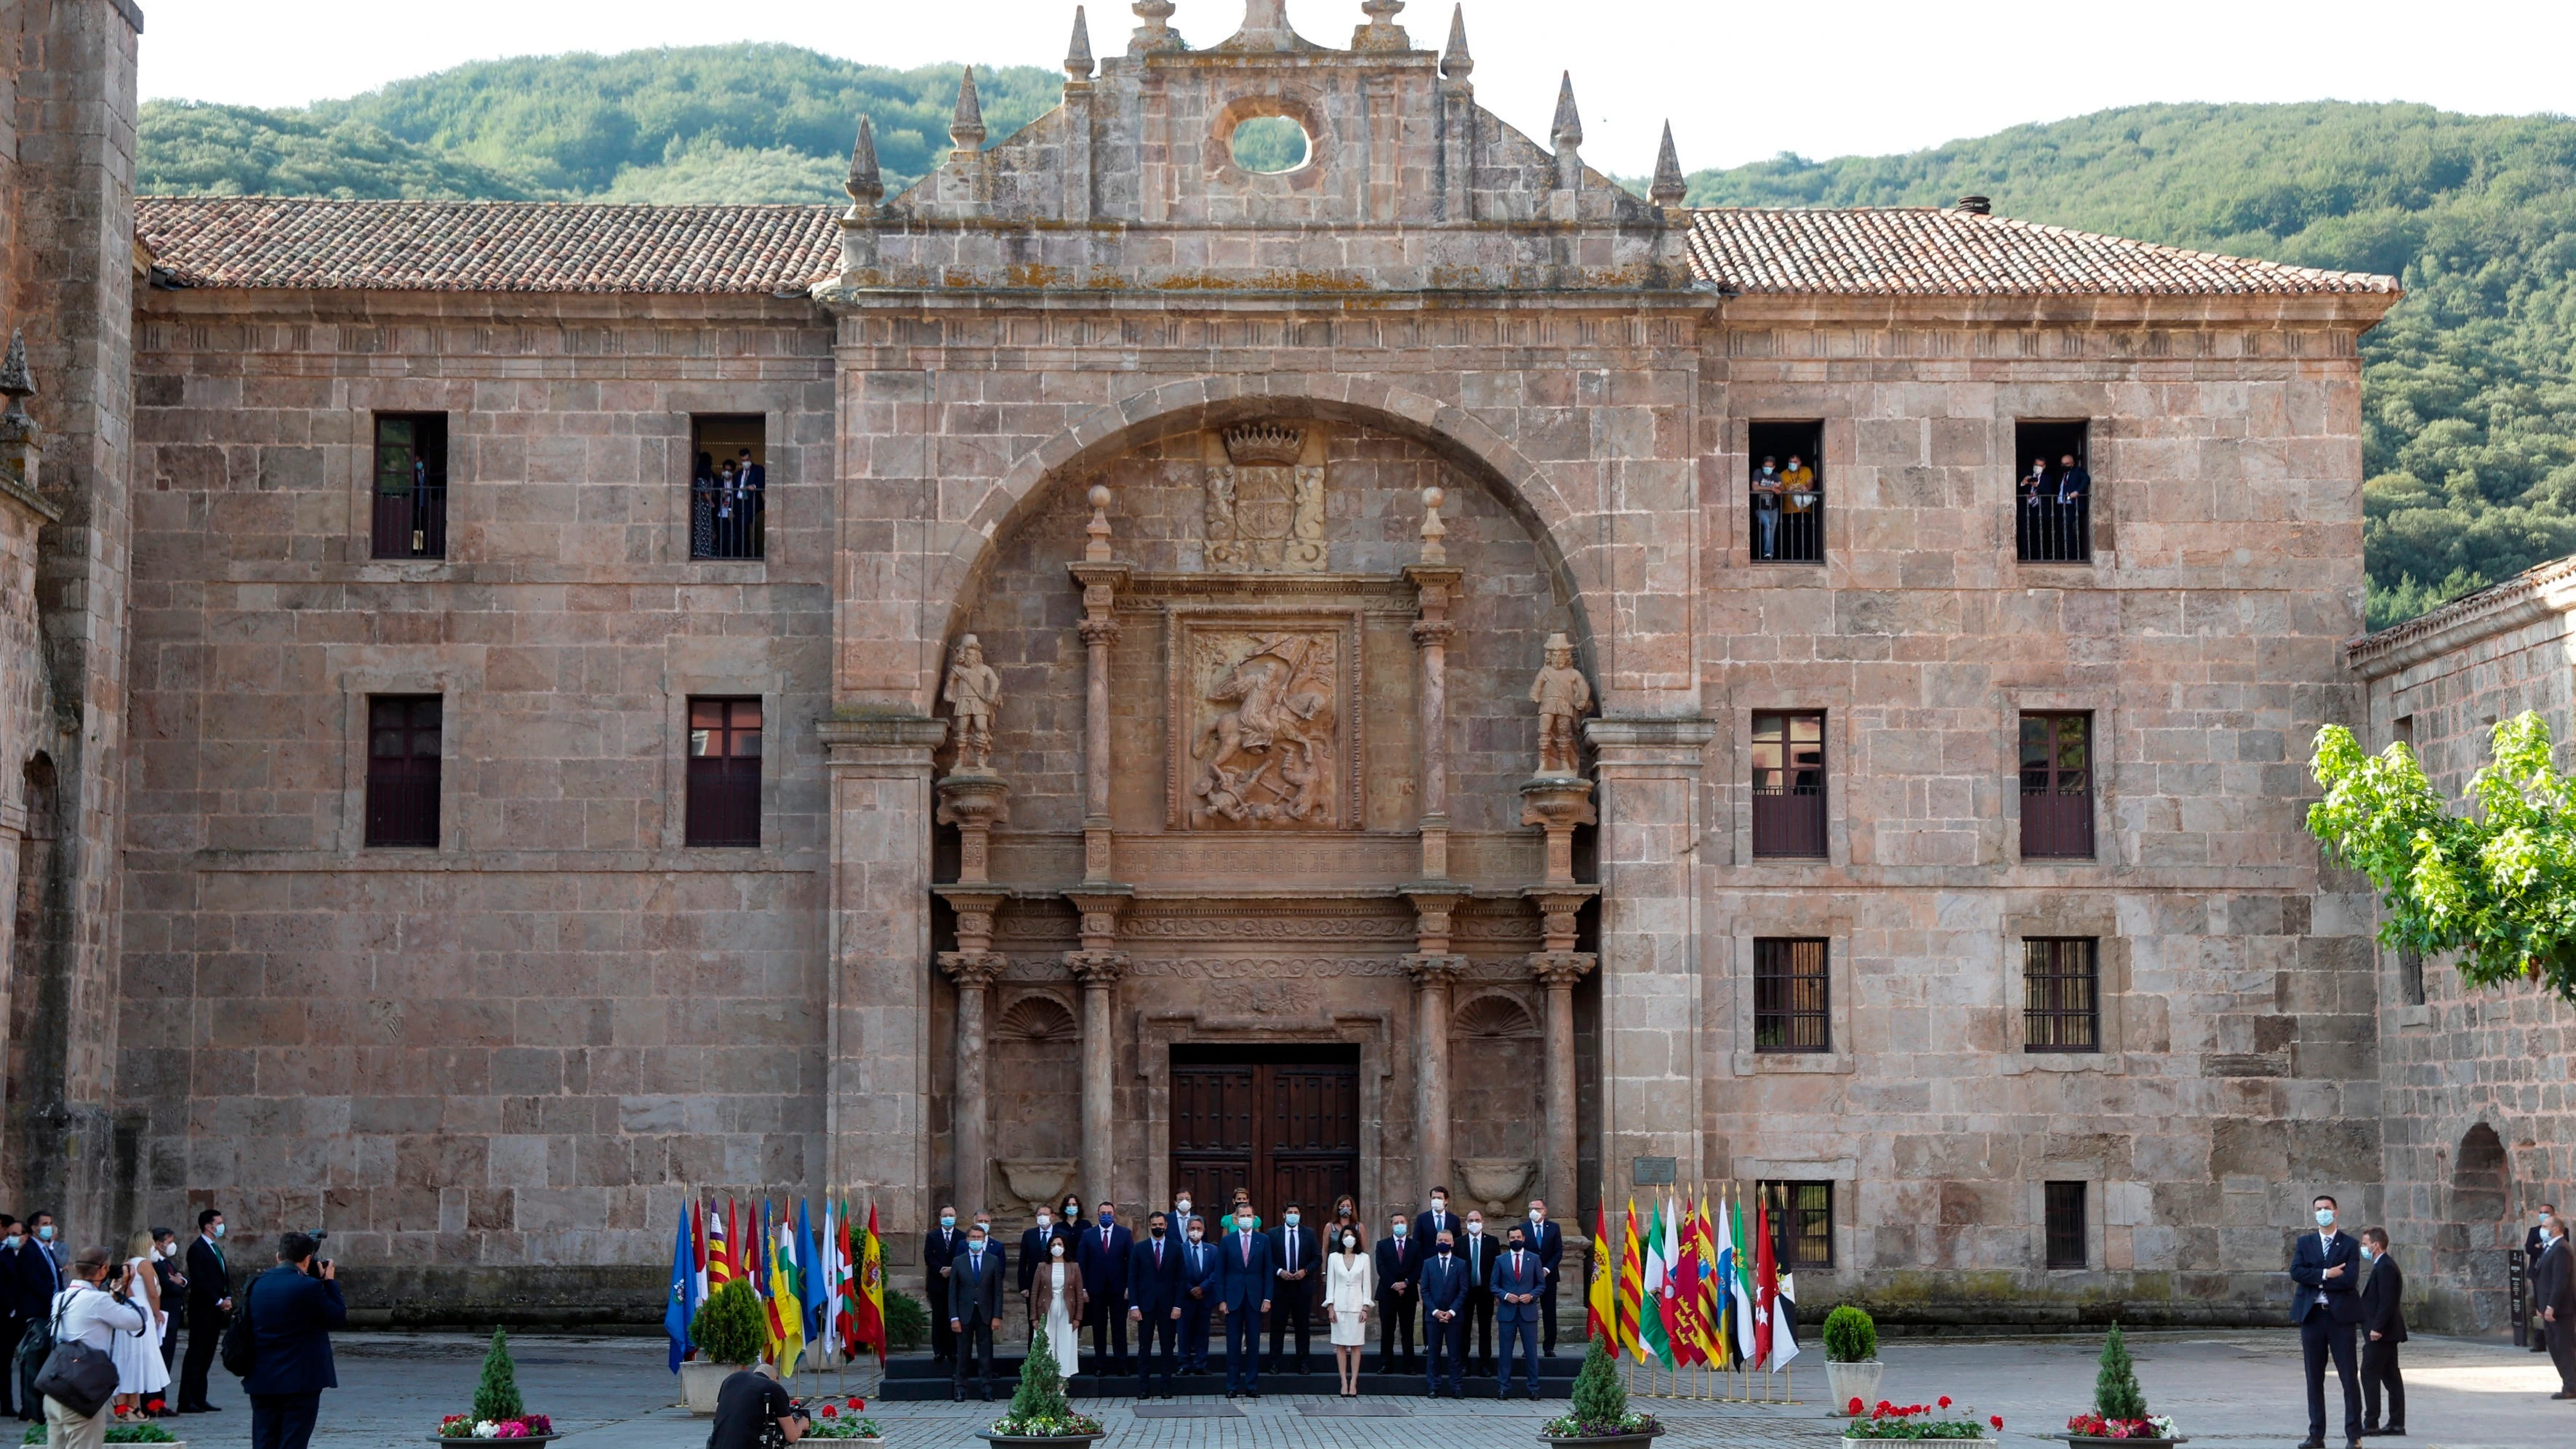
[236,1232,343,1449]
[705,1363,804,1449]
[39,1244,147,1449]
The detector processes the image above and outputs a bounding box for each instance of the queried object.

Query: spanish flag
[1616,1198,1644,1359]
[1586,1205,1617,1354]
[852,1201,887,1364]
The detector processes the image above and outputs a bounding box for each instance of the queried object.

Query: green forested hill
[140,55,2576,627]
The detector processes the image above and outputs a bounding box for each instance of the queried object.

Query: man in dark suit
[923,1205,963,1367]
[1493,1223,1546,1400]
[244,1232,347,1449]
[2291,1194,2366,1449]
[944,1221,1004,1402]
[2356,1229,2407,1436]
[10,1211,63,1421]
[1016,1207,1070,1298]
[2530,1203,2557,1354]
[178,1208,232,1414]
[1418,1229,1469,1398]
[0,1216,22,1418]
[1413,1187,1457,1259]
[1217,1200,1273,1399]
[1373,1216,1419,1373]
[2537,1213,2576,1399]
[1178,1216,1220,1376]
[1458,1211,1499,1376]
[1126,1211,1182,1399]
[1527,1199,1565,1357]
[1078,1200,1133,1374]
[1267,1203,1317,1375]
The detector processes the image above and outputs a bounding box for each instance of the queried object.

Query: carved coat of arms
[1205,424,1327,573]
[1181,627,1344,829]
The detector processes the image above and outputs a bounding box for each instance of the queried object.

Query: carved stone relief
[1205,424,1327,573]
[1168,609,1363,830]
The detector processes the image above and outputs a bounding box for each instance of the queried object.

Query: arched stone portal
[2439,1121,2514,1329]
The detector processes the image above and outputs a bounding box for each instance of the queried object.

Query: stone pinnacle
[1441,4,1473,80]
[1551,71,1582,150]
[846,116,884,206]
[1067,6,1095,79]
[1650,121,1685,206]
[950,66,987,153]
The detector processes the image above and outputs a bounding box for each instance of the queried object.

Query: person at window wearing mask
[1751,457,1784,560]
[1457,1211,1498,1378]
[1178,1216,1220,1377]
[1077,1200,1132,1375]
[1267,1203,1317,1376]
[1418,1229,1469,1399]
[2529,1205,2559,1355]
[923,1205,964,1368]
[1126,1211,1183,1399]
[2356,1228,2406,1437]
[2538,1213,2576,1400]
[175,1210,227,1416]
[1373,1211,1420,1375]
[1493,1222,1546,1400]
[1026,1229,1085,1384]
[2055,451,2090,507]
[1525,1200,1564,1357]
[1018,1206,1069,1299]
[1216,1198,1273,1399]
[1325,1221,1376,1397]
[2290,1194,2365,1449]
[944,1220,1005,1402]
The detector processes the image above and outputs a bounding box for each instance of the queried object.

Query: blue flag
[665,1203,697,1372]
[796,1199,827,1341]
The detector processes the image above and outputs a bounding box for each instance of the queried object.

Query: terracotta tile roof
[135,196,843,294]
[1682,207,2399,297]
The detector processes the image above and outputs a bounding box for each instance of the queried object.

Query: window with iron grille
[1754,938,1830,1053]
[365,695,441,848]
[372,414,448,560]
[1748,420,1824,564]
[2023,937,2100,1051]
[690,416,768,561]
[686,697,763,847]
[1759,1181,1834,1269]
[2045,1181,2088,1268]
[2019,712,2094,859]
[2015,420,2091,562]
[1752,710,1826,858]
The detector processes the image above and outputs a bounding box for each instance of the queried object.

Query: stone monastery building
[1,0,2567,1329]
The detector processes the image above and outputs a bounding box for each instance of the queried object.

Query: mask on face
[1436,1242,1453,1256]
[970,1237,987,1252]
[1429,1199,1446,1213]
[1344,1235,1358,1250]
[1285,1212,1299,1227]
[1098,1209,1114,1226]
[213,1224,226,1238]
[1176,1200,1192,1215]
[1036,1214,1051,1229]
[2315,1208,2336,1229]
[2361,1245,2376,1262]
[36,1227,52,1243]
[1530,1210,1544,1223]
[1393,1224,1408,1237]
[1151,1226,1165,1239]
[1189,1229,1204,1243]
[1051,1243,1065,1259]
[1468,1220,1482,1235]
[1064,1202,1081,1220]
[941,1215,957,1229]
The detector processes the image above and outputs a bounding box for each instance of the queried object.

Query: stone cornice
[2344,554,2576,680]
[0,470,61,524]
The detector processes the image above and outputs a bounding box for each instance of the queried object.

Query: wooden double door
[1168,1045,1360,1219]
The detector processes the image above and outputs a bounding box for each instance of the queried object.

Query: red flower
[1940,1396,1953,1409]
[820,1405,836,1418]
[848,1397,864,1410]
[1993,1415,2006,1430]
[1877,1400,1893,1413]
[1848,1397,1865,1414]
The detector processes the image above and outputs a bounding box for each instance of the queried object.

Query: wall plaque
[1632,1155,1678,1186]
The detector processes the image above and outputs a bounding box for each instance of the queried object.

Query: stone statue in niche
[1530,632,1593,777]
[1192,630,1339,826]
[1204,423,1328,572]
[943,633,1003,774]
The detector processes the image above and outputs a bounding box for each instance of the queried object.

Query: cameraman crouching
[241,1232,345,1449]
[44,1245,148,1449]
[707,1364,804,1449]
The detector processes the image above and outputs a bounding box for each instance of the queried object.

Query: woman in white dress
[1324,1226,1376,1397]
[111,1227,172,1410]
[1026,1237,1086,1379]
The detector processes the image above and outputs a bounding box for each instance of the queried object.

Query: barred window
[2014,420,2091,563]
[1754,938,1830,1053]
[1751,711,1826,859]
[2018,712,2094,859]
[1759,1181,1833,1269]
[2045,1181,2087,1269]
[690,415,767,561]
[372,414,448,560]
[2023,937,2100,1051]
[686,697,763,847]
[365,695,441,848]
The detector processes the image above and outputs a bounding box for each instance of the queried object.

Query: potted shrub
[1843,1395,2000,1441]
[1821,1305,1884,1416]
[978,1330,1104,1447]
[429,1329,558,1443]
[796,1394,885,1443]
[23,1421,181,1446]
[1538,1338,1662,1448]
[2055,1325,2186,1447]
[684,1280,768,1415]
[883,1288,931,1352]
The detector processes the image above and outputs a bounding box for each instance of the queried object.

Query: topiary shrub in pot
[979,1328,1104,1446]
[683,1281,769,1415]
[2056,1324,2186,1446]
[1538,1338,1662,1446]
[1821,1306,1884,1418]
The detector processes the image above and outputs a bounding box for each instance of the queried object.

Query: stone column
[1526,884,1597,1227]
[936,942,1006,1215]
[1404,888,1469,1196]
[1067,487,1128,885]
[1584,718,1715,1189]
[1405,551,1463,882]
[1064,891,1131,1203]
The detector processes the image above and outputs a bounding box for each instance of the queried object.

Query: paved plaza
[141,1328,2571,1449]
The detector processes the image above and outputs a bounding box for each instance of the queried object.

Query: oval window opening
[1231,116,1311,174]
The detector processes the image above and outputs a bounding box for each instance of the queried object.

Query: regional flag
[1752,1198,1776,1370]
[1585,1205,1617,1356]
[1616,1200,1644,1359]
[798,1199,828,1349]
[854,1201,888,1365]
[769,1211,806,1376]
[1709,1196,1733,1370]
[1769,1257,1802,1371]
[1671,1199,1706,1368]
[1731,1190,1757,1364]
[691,1199,709,1308]
[665,1203,697,1373]
[812,1200,838,1368]
[707,1203,734,1291]
[1635,1200,1674,1369]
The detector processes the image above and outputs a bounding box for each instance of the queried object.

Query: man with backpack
[37,1245,147,1449]
[233,1233,344,1449]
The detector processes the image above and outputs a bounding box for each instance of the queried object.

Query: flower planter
[426,1437,560,1445]
[2054,1438,2187,1448]
[1823,1360,1885,1416]
[1846,1436,1997,1445]
[1540,1433,1662,1449]
[681,1359,745,1414]
[977,1435,1102,1449]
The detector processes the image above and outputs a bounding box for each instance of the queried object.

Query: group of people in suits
[2291,1195,2412,1447]
[4,1208,247,1424]
[924,1187,1566,1402]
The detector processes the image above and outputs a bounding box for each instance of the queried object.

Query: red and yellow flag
[706,1201,734,1291]
[1616,1198,1644,1359]
[1669,1199,1707,1368]
[853,1201,887,1364]
[1586,1204,1616,1354]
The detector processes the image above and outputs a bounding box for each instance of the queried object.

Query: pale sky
[140,0,2576,175]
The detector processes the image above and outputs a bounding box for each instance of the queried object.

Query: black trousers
[2551,1313,2576,1394]
[0,1314,20,1418]
[2301,1312,2362,1443]
[1463,1289,1496,1373]
[180,1309,225,1410]
[1423,1309,1463,1394]
[2362,1338,2404,1429]
[1134,1307,1177,1394]
[160,1309,183,1376]
[1268,1285,1313,1370]
[951,1319,994,1392]
[1541,1273,1560,1351]
[929,1284,956,1361]
[1376,1290,1417,1370]
[1085,1291,1128,1371]
[249,1392,321,1449]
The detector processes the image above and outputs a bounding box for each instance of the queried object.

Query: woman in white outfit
[110,1228,170,1411]
[1026,1237,1086,1379]
[1325,1227,1376,1397]
[45,1245,148,1449]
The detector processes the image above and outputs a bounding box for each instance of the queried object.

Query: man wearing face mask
[1419,1229,1468,1398]
[2356,1229,2406,1437]
[1752,456,1783,560]
[1078,1200,1132,1375]
[1018,1208,1068,1299]
[1458,1211,1497,1378]
[1373,1212,1419,1375]
[2290,1194,2364,1449]
[1126,1211,1182,1399]
[1179,1216,1220,1378]
[0,1216,22,1419]
[2529,1205,2558,1354]
[923,1206,963,1368]
[174,1211,227,1416]
[1525,1200,1564,1357]
[1267,1203,1316,1376]
[2537,1213,2576,1400]
[944,1221,1004,1402]
[1216,1199,1273,1398]
[1414,1189,1455,1256]
[1493,1224,1545,1400]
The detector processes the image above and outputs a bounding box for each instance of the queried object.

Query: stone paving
[143,1330,2572,1449]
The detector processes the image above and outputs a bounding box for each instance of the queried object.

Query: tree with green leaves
[2308,711,2576,1007]
[2093,1324,2147,1422]
[473,1327,523,1423]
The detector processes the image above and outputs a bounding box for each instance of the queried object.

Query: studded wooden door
[1168,1048,1359,1223]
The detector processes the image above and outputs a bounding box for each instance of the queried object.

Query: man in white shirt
[44,1245,147,1449]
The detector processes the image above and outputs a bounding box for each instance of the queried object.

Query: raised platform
[881,1347,1582,1401]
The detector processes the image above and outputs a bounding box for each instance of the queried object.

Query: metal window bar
[691,478,766,560]
[2023,938,2100,1051]
[1750,483,1823,562]
[2017,489,2090,562]
[364,697,441,848]
[2045,1181,2088,1268]
[1752,711,1827,858]
[371,419,446,559]
[1759,1181,1834,1269]
[686,697,763,846]
[2019,712,2094,859]
[1754,939,1830,1053]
